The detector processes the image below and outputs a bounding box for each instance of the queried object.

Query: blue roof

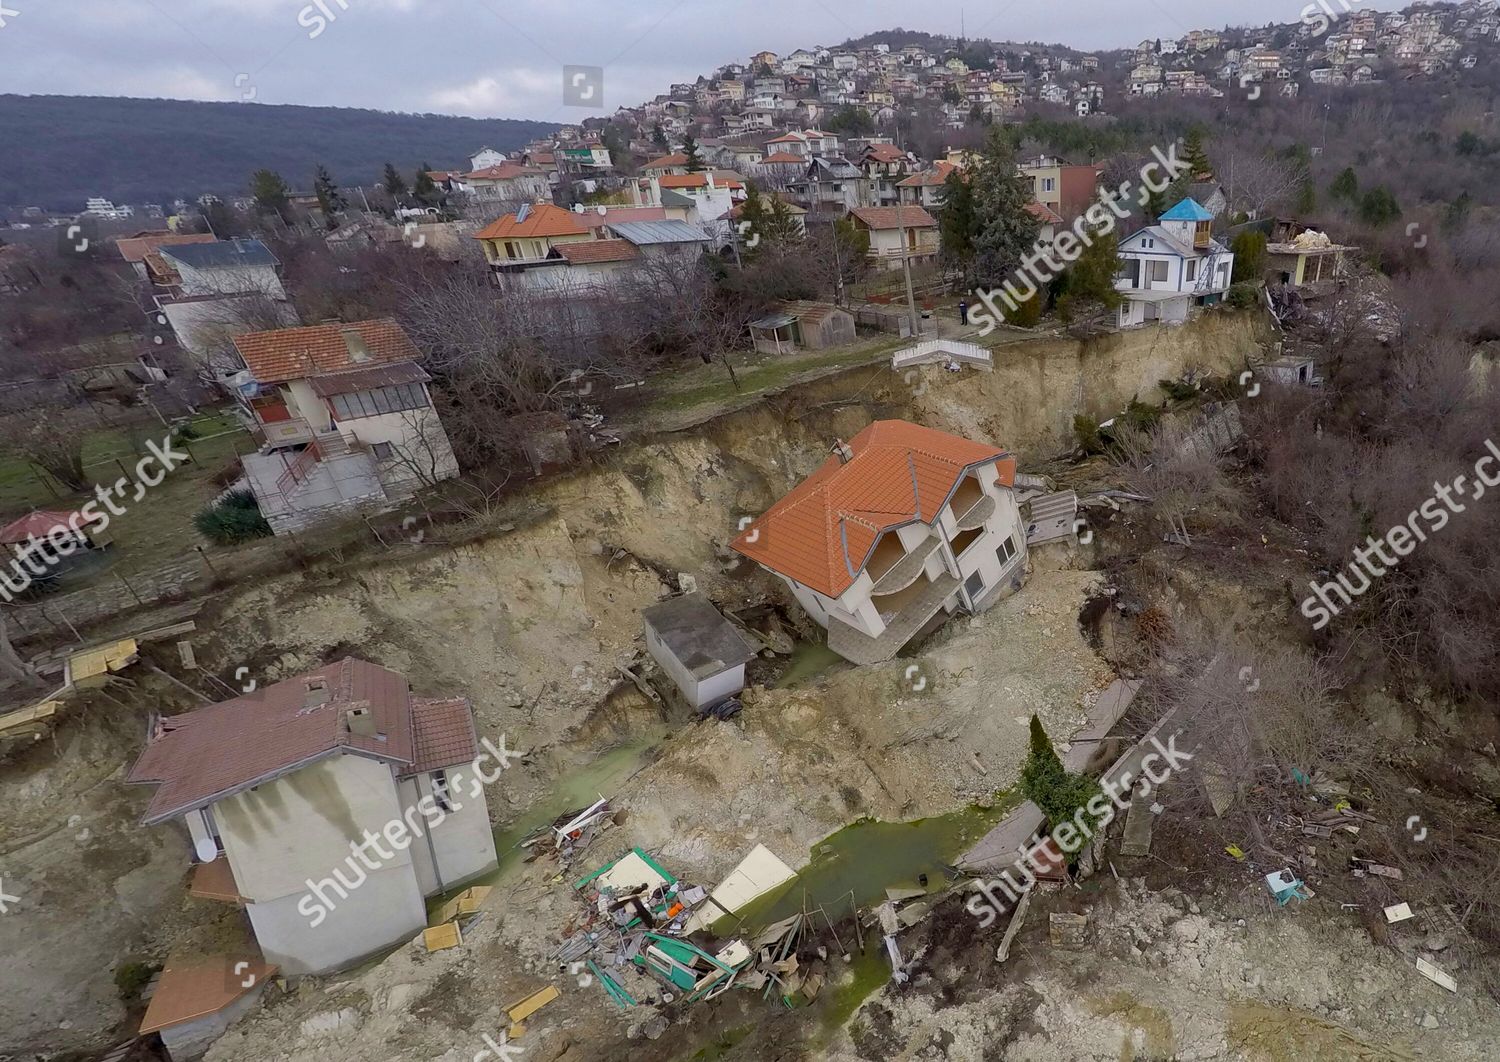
[158,238,278,269]
[1160,198,1214,222]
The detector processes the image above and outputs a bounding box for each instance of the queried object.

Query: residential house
[859,143,917,206]
[472,202,597,273]
[1018,156,1101,220]
[790,156,871,214]
[116,231,218,286]
[642,153,691,176]
[1113,198,1234,328]
[895,162,956,209]
[127,658,498,975]
[763,129,841,158]
[731,420,1028,664]
[232,319,460,533]
[847,206,939,270]
[469,146,507,170]
[158,239,285,300]
[642,593,756,711]
[463,163,551,202]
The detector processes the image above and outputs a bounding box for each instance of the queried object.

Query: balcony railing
[869,535,942,596]
[953,493,996,532]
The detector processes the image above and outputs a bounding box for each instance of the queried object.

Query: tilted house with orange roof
[127,658,498,975]
[731,420,1028,664]
[232,318,459,534]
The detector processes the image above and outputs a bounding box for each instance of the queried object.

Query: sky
[0,0,1312,123]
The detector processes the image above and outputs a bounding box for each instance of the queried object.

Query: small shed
[138,955,276,1061]
[749,301,856,354]
[0,509,111,567]
[641,593,756,710]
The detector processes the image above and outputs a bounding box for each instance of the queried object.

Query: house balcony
[869,535,942,596]
[953,493,996,532]
[827,571,960,665]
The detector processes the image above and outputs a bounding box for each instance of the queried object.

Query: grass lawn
[1,408,256,580]
[638,334,909,420]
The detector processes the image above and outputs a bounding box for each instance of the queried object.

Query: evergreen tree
[413,162,441,206]
[1295,176,1316,214]
[968,128,1042,289]
[1329,167,1359,203]
[382,162,408,200]
[682,135,705,172]
[312,164,346,226]
[1358,186,1401,226]
[935,166,977,275]
[651,123,670,153]
[249,168,291,219]
[1181,129,1212,180]
[1231,230,1267,283]
[1021,715,1106,835]
[1057,223,1123,326]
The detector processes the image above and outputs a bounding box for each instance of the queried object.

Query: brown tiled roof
[848,206,938,230]
[657,173,709,189]
[731,420,1015,597]
[761,152,806,165]
[862,144,908,163]
[466,162,545,181]
[552,240,639,264]
[643,153,689,170]
[472,203,590,241]
[127,658,417,825]
[1026,201,1064,224]
[116,232,216,263]
[233,319,419,385]
[896,162,957,187]
[408,697,479,774]
[309,361,430,396]
[139,956,276,1034]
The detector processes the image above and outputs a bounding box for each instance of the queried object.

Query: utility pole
[899,219,920,336]
[828,214,845,307]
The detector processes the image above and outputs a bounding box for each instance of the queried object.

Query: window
[1042,177,1056,191]
[432,769,453,813]
[1185,259,1198,282]
[331,383,428,420]
[372,441,394,460]
[997,534,1017,565]
[1147,260,1169,283]
[964,570,985,598]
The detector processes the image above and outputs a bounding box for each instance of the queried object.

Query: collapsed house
[731,420,1029,664]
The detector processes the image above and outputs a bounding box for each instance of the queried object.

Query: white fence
[890,339,994,372]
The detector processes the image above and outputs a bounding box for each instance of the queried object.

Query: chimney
[345,705,377,737]
[832,438,854,464]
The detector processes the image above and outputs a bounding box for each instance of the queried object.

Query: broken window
[432,769,453,813]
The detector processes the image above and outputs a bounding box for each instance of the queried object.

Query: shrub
[1003,289,1044,327]
[1122,398,1161,433]
[114,960,158,1001]
[1159,378,1200,403]
[1227,282,1260,308]
[1073,414,1104,455]
[194,488,272,545]
[1231,231,1267,283]
[1021,715,1106,836]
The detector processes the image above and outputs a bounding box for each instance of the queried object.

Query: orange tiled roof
[657,173,710,189]
[466,162,544,181]
[233,318,419,384]
[862,144,908,163]
[848,206,937,230]
[1026,201,1064,224]
[643,153,689,170]
[472,202,590,241]
[731,420,1015,597]
[116,232,216,263]
[896,161,957,187]
[553,240,638,264]
[761,152,806,164]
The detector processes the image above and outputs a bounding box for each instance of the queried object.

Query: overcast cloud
[1,0,1307,122]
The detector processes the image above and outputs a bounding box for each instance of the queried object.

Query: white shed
[641,593,756,709]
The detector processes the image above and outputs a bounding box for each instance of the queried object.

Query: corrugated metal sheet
[608,220,711,246]
[310,361,430,396]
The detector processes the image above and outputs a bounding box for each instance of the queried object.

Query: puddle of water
[714,794,1019,936]
[774,640,844,688]
[427,727,668,913]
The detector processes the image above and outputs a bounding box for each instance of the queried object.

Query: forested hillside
[0,95,557,209]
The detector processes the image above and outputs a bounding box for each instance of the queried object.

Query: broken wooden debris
[995,890,1032,965]
[505,985,560,1025]
[423,921,462,952]
[1415,957,1457,993]
[1119,782,1155,857]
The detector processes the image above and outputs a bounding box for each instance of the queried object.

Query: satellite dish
[195,836,218,863]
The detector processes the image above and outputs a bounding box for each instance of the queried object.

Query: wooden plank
[423,922,462,952]
[505,985,559,1024]
[1416,957,1457,993]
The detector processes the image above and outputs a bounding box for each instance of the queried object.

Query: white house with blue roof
[1114,198,1233,328]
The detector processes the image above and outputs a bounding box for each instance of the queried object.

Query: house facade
[1114,198,1234,327]
[127,658,498,976]
[732,420,1028,664]
[233,319,460,534]
[847,206,940,270]
[158,239,286,300]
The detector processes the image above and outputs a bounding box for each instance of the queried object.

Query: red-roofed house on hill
[127,658,498,975]
[731,421,1029,664]
[231,319,459,534]
[847,206,941,271]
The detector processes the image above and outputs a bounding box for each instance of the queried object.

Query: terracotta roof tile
[466,162,543,181]
[0,509,104,544]
[127,658,418,824]
[233,318,419,384]
[731,420,1015,597]
[643,153,689,169]
[473,203,590,241]
[553,240,639,264]
[848,206,937,230]
[761,152,807,164]
[1026,201,1064,224]
[896,161,957,187]
[408,697,479,774]
[116,232,216,263]
[657,173,710,189]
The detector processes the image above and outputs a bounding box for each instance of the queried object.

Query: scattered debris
[1385,903,1415,924]
[1265,869,1311,906]
[994,891,1032,965]
[422,922,462,952]
[1415,957,1457,993]
[505,985,560,1026]
[1049,912,1088,949]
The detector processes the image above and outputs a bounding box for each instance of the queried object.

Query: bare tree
[0,407,99,491]
[1219,147,1304,219]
